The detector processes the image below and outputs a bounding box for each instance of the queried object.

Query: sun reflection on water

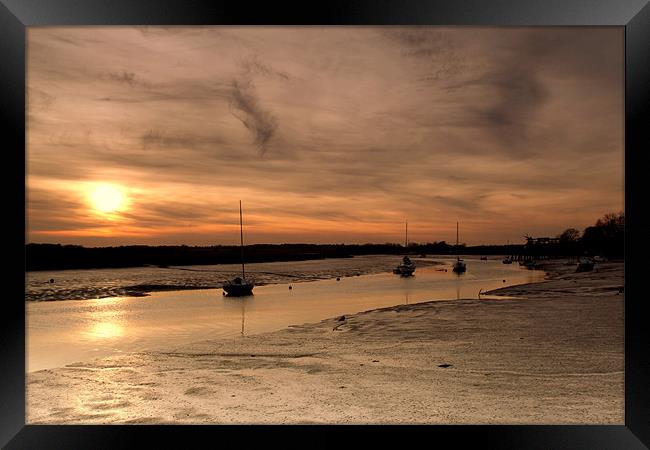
[88,321,124,339]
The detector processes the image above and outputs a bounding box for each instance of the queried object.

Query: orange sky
[26,27,624,246]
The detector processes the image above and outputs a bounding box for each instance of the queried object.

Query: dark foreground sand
[27,262,624,424]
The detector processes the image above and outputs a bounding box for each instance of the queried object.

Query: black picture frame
[2,0,648,448]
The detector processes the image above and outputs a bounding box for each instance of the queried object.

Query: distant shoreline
[25,242,524,272]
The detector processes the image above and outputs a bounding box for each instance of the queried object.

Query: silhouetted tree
[581,212,624,257]
[595,212,625,235]
[558,228,580,243]
[552,228,581,256]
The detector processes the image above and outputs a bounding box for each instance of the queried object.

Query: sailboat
[222,201,255,297]
[393,220,416,276]
[452,221,467,273]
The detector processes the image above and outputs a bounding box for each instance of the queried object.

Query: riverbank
[27,262,623,424]
[26,255,445,301]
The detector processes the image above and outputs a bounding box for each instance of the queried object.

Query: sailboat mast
[239,200,245,279]
[456,221,459,259]
[405,220,408,248]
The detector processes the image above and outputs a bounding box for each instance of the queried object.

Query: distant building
[524,236,560,247]
[521,236,563,259]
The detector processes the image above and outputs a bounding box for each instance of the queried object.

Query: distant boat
[222,201,254,297]
[480,256,488,261]
[394,255,416,276]
[522,260,542,270]
[576,257,595,273]
[452,222,466,273]
[502,240,513,264]
[394,220,416,276]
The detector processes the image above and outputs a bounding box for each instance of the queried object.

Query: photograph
[23,25,628,426]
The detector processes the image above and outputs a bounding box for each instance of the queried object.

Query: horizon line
[26,241,525,248]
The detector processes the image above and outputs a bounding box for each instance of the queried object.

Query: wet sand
[27,262,624,424]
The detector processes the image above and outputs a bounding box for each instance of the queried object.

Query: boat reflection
[241,299,246,335]
[223,296,253,336]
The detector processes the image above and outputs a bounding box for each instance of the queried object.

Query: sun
[88,183,127,214]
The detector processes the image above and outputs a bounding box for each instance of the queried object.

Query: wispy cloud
[230,78,278,155]
[227,55,290,155]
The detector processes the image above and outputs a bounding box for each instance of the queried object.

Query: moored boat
[223,276,254,296]
[576,257,595,272]
[394,220,416,276]
[395,255,416,276]
[452,222,467,273]
[222,201,254,297]
[522,260,543,270]
[452,258,467,273]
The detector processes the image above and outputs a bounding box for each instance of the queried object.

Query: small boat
[394,220,415,276]
[480,256,488,261]
[395,255,416,276]
[502,241,514,264]
[522,260,542,270]
[223,276,254,296]
[452,259,467,273]
[452,222,466,273]
[222,201,254,297]
[576,257,595,273]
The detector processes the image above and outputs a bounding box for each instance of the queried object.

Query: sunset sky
[27,27,623,247]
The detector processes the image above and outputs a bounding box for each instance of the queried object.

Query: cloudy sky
[27,27,623,246]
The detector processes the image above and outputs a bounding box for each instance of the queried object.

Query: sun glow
[88,183,127,214]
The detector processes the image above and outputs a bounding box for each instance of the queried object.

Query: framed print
[2,0,649,448]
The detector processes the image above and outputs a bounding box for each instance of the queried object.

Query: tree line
[555,212,624,258]
[25,241,478,271]
[25,212,623,271]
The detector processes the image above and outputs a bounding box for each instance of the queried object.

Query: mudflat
[27,262,623,424]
